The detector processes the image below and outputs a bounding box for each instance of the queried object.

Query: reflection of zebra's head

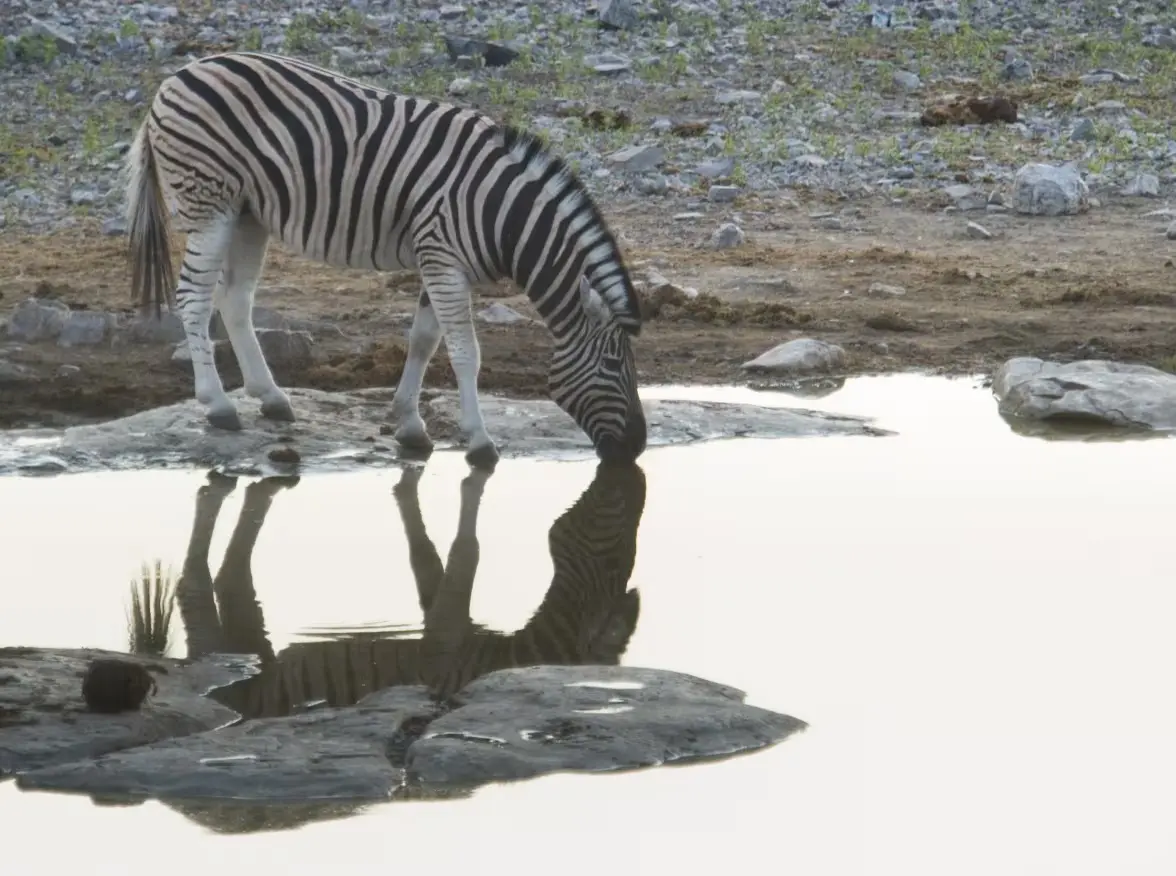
[526,460,647,664]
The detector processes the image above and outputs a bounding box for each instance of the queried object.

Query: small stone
[695,157,735,179]
[58,311,116,347]
[583,53,631,75]
[892,70,921,91]
[28,19,78,55]
[6,299,69,342]
[867,282,905,298]
[741,338,846,375]
[81,659,157,714]
[943,184,986,212]
[710,222,745,249]
[635,174,669,196]
[966,221,993,239]
[1166,221,1176,241]
[715,90,762,105]
[1002,59,1034,81]
[708,185,740,203]
[476,302,529,325]
[267,446,301,464]
[446,77,473,96]
[1123,173,1160,198]
[606,145,664,173]
[597,0,639,30]
[1069,118,1096,142]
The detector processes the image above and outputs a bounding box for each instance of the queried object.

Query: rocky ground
[2,0,1176,428]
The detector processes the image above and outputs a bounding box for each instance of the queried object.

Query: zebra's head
[549,276,646,465]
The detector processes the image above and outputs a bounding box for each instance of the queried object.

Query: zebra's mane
[496,124,642,334]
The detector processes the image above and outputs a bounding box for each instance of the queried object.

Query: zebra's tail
[125,120,176,321]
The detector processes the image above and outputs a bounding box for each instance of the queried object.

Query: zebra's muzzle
[595,405,647,464]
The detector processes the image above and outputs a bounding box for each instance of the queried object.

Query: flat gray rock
[0,386,890,476]
[0,647,255,776]
[993,357,1176,432]
[16,687,435,802]
[405,665,805,787]
[14,665,805,803]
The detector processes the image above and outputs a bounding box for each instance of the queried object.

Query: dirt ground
[2,192,1175,429]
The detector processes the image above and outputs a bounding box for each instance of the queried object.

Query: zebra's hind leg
[216,212,295,422]
[389,289,444,457]
[416,263,498,471]
[178,221,240,431]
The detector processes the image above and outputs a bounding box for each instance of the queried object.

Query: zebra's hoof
[260,398,296,422]
[206,409,243,432]
[394,426,434,458]
[465,442,500,472]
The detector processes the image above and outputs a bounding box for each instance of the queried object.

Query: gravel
[2,0,1175,231]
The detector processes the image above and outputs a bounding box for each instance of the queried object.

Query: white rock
[476,302,530,325]
[1011,163,1089,216]
[867,282,905,298]
[741,339,846,375]
[992,357,1176,430]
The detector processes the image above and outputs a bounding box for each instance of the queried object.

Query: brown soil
[2,193,1175,429]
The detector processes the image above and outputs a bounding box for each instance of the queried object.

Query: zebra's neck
[487,131,639,336]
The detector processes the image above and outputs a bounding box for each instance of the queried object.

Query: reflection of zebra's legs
[213,476,299,663]
[176,471,239,658]
[393,465,444,612]
[420,468,492,697]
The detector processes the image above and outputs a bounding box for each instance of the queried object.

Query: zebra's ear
[579,276,612,327]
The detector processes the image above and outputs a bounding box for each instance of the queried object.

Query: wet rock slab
[0,648,255,776]
[14,665,805,802]
[405,665,804,786]
[993,357,1176,432]
[0,386,891,476]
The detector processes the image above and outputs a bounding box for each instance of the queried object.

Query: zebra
[169,459,645,717]
[124,50,648,469]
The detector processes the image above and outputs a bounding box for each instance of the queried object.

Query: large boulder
[1011,163,1089,216]
[992,357,1176,431]
[13,662,805,802]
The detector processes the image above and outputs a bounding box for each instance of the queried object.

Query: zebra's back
[145,51,500,273]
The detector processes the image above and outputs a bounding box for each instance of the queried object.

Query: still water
[4,375,1176,875]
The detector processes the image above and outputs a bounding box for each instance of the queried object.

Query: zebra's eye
[601,355,623,372]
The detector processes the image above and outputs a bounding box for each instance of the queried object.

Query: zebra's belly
[271,227,417,273]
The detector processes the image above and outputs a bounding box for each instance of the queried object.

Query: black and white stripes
[126,50,647,466]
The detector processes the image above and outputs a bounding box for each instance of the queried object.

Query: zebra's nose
[596,407,646,464]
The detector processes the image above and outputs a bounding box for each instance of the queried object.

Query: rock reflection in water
[165,460,645,719]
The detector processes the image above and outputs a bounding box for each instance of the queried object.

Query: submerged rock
[0,387,891,476]
[14,664,806,802]
[0,647,254,776]
[993,357,1176,431]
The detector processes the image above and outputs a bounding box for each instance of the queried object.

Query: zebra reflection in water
[169,462,645,718]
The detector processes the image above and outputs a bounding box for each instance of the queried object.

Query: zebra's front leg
[389,289,443,457]
[179,225,240,431]
[216,212,295,422]
[418,264,498,471]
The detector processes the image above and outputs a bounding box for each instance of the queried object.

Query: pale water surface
[4,375,1176,876]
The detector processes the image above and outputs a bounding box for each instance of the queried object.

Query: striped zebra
[124,50,648,469]
[171,460,645,717]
